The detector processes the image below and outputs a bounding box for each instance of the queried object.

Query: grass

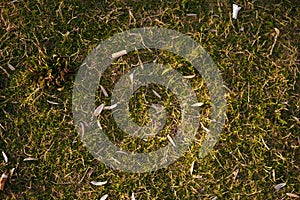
[0,0,299,199]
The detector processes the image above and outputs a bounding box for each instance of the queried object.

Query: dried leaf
[2,151,8,163]
[104,103,118,110]
[212,197,218,200]
[100,194,108,200]
[112,50,127,59]
[90,180,107,186]
[167,134,176,147]
[191,102,204,107]
[274,182,286,191]
[23,157,38,161]
[94,104,104,117]
[286,193,300,198]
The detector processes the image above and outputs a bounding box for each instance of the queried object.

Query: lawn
[0,0,299,199]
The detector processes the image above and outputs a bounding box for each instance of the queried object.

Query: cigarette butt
[0,173,8,190]
[112,50,127,59]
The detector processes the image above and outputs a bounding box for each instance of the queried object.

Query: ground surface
[0,0,299,199]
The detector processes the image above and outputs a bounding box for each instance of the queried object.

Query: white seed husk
[100,194,108,200]
[190,161,195,175]
[94,104,104,117]
[47,100,59,105]
[90,180,107,186]
[104,103,118,110]
[2,151,8,163]
[100,85,108,97]
[183,74,196,79]
[191,102,204,107]
[167,134,176,147]
[23,157,38,161]
[274,182,286,191]
[7,63,15,71]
